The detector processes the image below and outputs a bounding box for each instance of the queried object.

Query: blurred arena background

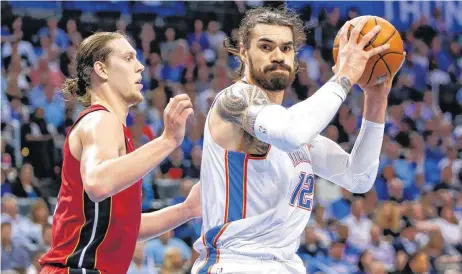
[1,1,461,273]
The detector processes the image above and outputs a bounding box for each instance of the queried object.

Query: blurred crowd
[1,1,461,274]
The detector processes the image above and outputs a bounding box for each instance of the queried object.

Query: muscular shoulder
[214,82,271,134]
[75,111,123,145]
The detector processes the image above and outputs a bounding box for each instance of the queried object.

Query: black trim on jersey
[45,263,100,274]
[82,196,111,268]
[69,268,100,274]
[67,193,112,269]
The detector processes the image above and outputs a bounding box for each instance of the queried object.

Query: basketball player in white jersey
[192,7,403,274]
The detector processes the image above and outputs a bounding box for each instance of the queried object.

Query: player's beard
[248,55,295,92]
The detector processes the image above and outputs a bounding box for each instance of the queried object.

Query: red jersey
[40,105,142,274]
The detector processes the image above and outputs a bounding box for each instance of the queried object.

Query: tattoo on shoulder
[216,84,271,135]
[330,75,352,94]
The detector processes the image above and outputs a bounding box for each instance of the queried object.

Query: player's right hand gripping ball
[333,15,405,86]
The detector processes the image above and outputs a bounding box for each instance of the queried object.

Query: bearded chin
[248,58,295,92]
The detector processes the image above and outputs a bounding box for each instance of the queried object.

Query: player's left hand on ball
[184,182,201,219]
[360,77,393,96]
[361,51,406,96]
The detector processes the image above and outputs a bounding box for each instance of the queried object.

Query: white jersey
[194,88,315,264]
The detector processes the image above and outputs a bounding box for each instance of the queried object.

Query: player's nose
[135,59,145,73]
[270,47,284,63]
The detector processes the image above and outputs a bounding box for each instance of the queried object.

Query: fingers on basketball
[349,17,368,45]
[333,16,405,86]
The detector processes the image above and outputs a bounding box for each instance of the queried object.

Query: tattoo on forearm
[216,84,270,136]
[330,76,352,94]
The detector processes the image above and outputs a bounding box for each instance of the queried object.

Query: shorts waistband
[200,249,283,262]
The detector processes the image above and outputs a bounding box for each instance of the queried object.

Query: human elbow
[255,106,316,152]
[348,177,375,193]
[84,175,111,203]
[347,163,379,194]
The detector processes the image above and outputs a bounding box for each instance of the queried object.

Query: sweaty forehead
[251,24,293,43]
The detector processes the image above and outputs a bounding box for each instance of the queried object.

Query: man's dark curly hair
[224,6,306,80]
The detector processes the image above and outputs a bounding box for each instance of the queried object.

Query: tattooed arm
[215,83,272,137]
[214,77,352,152]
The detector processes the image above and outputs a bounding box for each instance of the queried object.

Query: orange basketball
[333,15,405,86]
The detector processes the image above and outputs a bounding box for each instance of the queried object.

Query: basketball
[333,15,405,86]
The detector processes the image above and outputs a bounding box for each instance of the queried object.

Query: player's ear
[239,43,248,64]
[94,61,108,81]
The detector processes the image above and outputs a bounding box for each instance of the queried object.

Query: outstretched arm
[80,95,193,203]
[138,183,201,242]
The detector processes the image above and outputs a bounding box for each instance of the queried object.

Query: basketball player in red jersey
[39,32,200,274]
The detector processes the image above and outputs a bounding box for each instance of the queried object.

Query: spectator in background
[185,145,201,179]
[374,201,402,239]
[11,163,41,198]
[367,224,395,270]
[144,230,192,267]
[160,27,177,61]
[400,249,430,274]
[29,58,64,91]
[1,16,37,69]
[329,188,352,220]
[206,20,226,51]
[38,17,69,52]
[20,108,56,180]
[115,19,133,42]
[298,226,328,258]
[438,145,462,185]
[341,197,372,251]
[310,205,331,247]
[9,96,30,124]
[355,250,373,274]
[426,204,462,251]
[423,230,461,273]
[195,66,211,94]
[35,83,65,128]
[1,221,31,272]
[170,179,195,245]
[367,261,387,274]
[147,87,167,135]
[187,19,210,52]
[146,52,162,90]
[1,168,13,197]
[308,240,355,274]
[160,42,188,83]
[138,22,156,62]
[26,250,46,274]
[181,120,203,160]
[1,195,33,244]
[158,148,186,179]
[65,19,81,46]
[130,109,155,143]
[393,217,421,256]
[27,199,50,251]
[60,43,76,77]
[160,247,185,274]
[6,51,30,91]
[37,224,52,252]
[128,242,157,274]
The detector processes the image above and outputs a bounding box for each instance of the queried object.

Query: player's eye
[282,46,292,52]
[125,56,133,61]
[260,45,271,51]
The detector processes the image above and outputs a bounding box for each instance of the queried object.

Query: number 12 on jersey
[289,172,315,211]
